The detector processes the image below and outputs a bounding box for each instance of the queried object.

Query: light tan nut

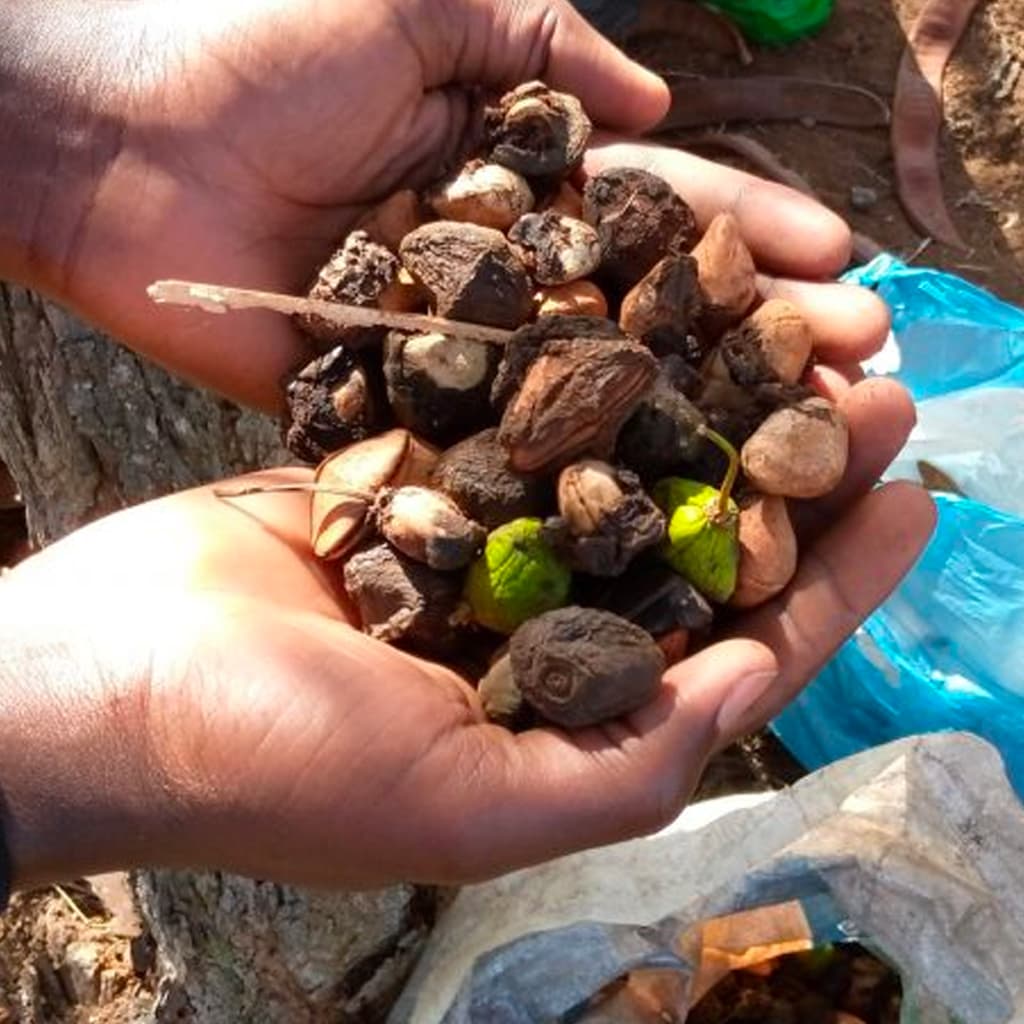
[558,460,624,534]
[535,281,608,318]
[730,495,798,608]
[552,459,665,576]
[619,254,701,354]
[355,190,424,252]
[545,181,584,219]
[377,267,427,314]
[477,653,524,726]
[741,397,849,498]
[429,160,535,231]
[375,485,486,571]
[311,429,438,559]
[692,212,758,335]
[742,300,813,384]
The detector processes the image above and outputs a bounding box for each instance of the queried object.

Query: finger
[584,139,852,277]
[805,363,865,401]
[792,377,917,538]
[409,0,669,130]
[440,639,778,880]
[724,480,936,742]
[757,274,892,364]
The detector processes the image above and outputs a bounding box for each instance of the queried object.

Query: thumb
[407,0,669,130]
[449,639,778,881]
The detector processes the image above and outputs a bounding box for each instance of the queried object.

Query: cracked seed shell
[582,167,699,293]
[399,221,534,329]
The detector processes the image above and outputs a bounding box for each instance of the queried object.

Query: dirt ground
[1,1,1020,1020]
[630,0,1024,303]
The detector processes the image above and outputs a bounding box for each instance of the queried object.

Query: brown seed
[552,460,665,576]
[695,341,814,478]
[509,606,665,728]
[498,338,658,473]
[485,81,592,179]
[741,397,849,498]
[535,281,608,318]
[595,561,714,635]
[741,299,814,384]
[283,346,386,464]
[619,254,703,358]
[430,428,552,529]
[616,369,707,484]
[692,212,758,336]
[400,221,533,329]
[343,542,463,656]
[657,628,689,665]
[295,230,402,347]
[428,160,535,231]
[558,460,624,534]
[355,190,424,253]
[383,330,499,444]
[582,167,699,293]
[490,315,626,412]
[311,429,438,560]
[374,485,486,571]
[544,181,584,219]
[696,331,779,416]
[508,211,601,285]
[477,653,525,727]
[730,495,798,608]
[377,267,427,314]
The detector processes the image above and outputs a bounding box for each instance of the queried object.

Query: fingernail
[715,669,778,736]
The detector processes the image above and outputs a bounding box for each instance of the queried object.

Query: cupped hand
[47,0,667,410]
[52,0,882,417]
[0,384,933,894]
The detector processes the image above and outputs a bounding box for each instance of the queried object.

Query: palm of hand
[27,469,526,883]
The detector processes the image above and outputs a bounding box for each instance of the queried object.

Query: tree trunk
[0,284,435,1021]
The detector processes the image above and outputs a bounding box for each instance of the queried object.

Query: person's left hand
[0,441,932,892]
[20,0,877,416]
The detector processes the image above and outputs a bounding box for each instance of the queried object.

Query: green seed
[464,518,571,634]
[653,477,739,603]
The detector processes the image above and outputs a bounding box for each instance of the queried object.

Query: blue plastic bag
[773,255,1024,794]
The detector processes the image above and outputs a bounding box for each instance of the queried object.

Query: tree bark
[0,284,435,1021]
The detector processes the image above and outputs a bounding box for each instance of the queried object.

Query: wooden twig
[147,280,515,345]
[213,483,375,502]
[53,883,91,924]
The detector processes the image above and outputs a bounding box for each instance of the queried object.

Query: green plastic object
[707,0,834,45]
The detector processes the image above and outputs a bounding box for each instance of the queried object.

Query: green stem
[697,425,740,519]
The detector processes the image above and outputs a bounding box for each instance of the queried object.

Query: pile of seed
[281,82,849,730]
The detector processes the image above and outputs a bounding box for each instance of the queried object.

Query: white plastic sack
[390,734,1024,1024]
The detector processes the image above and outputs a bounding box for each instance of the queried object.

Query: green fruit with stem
[464,518,571,634]
[653,427,741,603]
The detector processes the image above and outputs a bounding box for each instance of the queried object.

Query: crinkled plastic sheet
[389,734,1024,1024]
[774,256,1024,796]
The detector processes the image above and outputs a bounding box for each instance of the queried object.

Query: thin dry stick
[53,883,91,924]
[213,483,376,502]
[147,280,515,345]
